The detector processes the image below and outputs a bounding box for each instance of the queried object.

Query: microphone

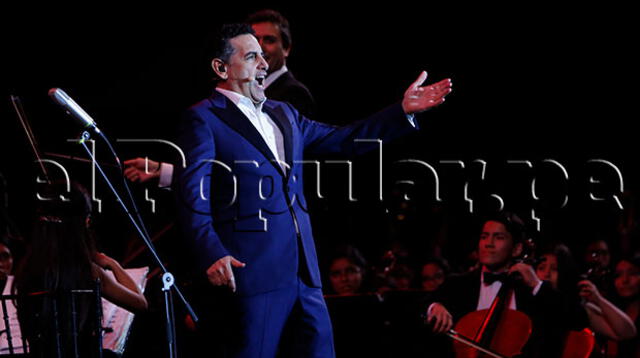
[48,88,100,132]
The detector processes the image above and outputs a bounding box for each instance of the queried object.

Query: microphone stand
[76,130,195,358]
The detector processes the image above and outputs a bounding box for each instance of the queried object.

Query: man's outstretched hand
[402,71,452,114]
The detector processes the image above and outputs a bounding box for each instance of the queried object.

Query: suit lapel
[263,103,293,172]
[208,92,286,177]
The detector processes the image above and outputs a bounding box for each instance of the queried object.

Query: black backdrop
[2,3,638,273]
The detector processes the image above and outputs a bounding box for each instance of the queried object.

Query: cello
[445,238,539,358]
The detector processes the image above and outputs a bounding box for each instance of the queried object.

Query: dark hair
[612,255,640,307]
[538,243,580,295]
[389,263,415,280]
[35,180,92,220]
[205,23,255,82]
[330,245,368,270]
[483,211,526,244]
[616,255,640,271]
[246,9,292,50]
[581,235,611,255]
[13,181,99,356]
[18,181,95,290]
[326,245,370,294]
[209,23,255,63]
[422,257,450,275]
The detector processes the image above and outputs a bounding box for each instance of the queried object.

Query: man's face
[251,22,289,74]
[478,221,520,271]
[216,34,268,103]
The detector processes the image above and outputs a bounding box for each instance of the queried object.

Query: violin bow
[11,94,118,174]
[10,95,50,181]
[44,152,118,169]
[446,329,507,358]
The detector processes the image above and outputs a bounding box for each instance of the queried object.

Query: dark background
[2,3,638,273]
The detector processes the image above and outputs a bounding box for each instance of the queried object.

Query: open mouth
[256,75,266,87]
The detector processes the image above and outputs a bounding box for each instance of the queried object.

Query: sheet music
[101,267,149,355]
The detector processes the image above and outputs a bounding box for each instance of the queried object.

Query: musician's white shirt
[476,268,544,311]
[477,269,517,310]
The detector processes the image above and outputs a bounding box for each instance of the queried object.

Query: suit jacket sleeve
[287,102,418,156]
[174,109,230,271]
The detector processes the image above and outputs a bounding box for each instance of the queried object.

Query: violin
[562,260,612,358]
[581,252,612,290]
[561,328,596,358]
[371,250,397,292]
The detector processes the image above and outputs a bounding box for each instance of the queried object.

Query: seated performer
[427,212,585,358]
[12,181,147,357]
[420,257,449,293]
[536,244,636,341]
[326,245,369,296]
[610,256,640,357]
[0,236,20,355]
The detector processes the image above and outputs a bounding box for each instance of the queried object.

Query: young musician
[536,244,636,341]
[427,212,586,358]
[12,181,147,357]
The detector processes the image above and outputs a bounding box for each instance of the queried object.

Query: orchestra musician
[610,256,640,357]
[12,181,147,357]
[427,212,586,357]
[535,244,636,351]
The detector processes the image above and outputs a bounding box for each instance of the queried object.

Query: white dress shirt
[477,268,544,310]
[157,86,290,188]
[158,162,174,188]
[477,269,517,310]
[427,268,543,316]
[157,86,417,187]
[216,88,287,172]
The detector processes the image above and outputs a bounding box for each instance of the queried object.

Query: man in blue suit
[175,23,452,358]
